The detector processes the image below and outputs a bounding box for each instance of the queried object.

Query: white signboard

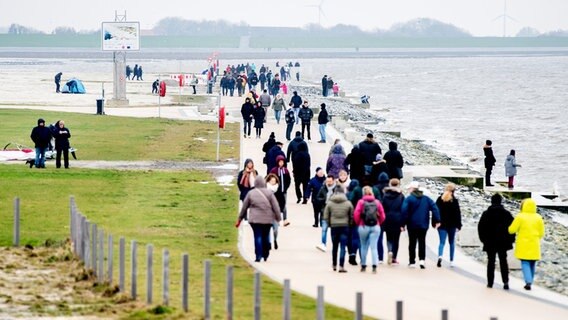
[101,22,140,51]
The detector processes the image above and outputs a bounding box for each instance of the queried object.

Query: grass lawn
[0,110,363,319]
[0,109,238,162]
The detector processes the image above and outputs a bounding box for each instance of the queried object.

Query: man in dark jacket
[298,101,314,140]
[358,133,382,176]
[287,131,307,161]
[478,194,515,289]
[483,139,497,187]
[383,141,404,180]
[402,181,440,268]
[53,120,71,169]
[284,107,295,141]
[321,75,328,97]
[54,72,63,93]
[306,167,326,227]
[241,98,254,138]
[316,174,338,251]
[30,118,52,168]
[292,142,311,204]
[266,142,286,174]
[318,103,329,143]
[262,132,277,170]
[289,91,303,124]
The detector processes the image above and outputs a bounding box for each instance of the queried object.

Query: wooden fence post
[91,224,97,272]
[84,221,91,269]
[317,286,325,320]
[283,279,291,320]
[98,229,104,283]
[182,254,189,313]
[69,196,75,252]
[355,292,363,320]
[13,197,20,247]
[163,249,170,306]
[131,240,138,300]
[107,234,113,284]
[147,244,153,305]
[119,237,125,292]
[254,271,261,320]
[79,216,86,262]
[226,265,233,320]
[76,214,83,258]
[396,301,403,320]
[204,260,211,320]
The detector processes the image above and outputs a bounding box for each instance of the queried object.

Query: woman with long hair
[435,183,462,267]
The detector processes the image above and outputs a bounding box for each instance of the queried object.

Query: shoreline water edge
[289,83,568,296]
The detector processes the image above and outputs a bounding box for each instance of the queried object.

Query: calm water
[2,54,567,194]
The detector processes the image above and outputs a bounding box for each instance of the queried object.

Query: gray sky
[2,0,567,36]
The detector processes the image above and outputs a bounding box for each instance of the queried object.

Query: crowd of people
[220,62,300,98]
[237,92,545,291]
[30,118,72,169]
[126,64,143,81]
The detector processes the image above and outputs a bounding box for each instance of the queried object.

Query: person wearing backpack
[323,186,354,273]
[353,186,385,273]
[284,107,296,141]
[402,181,441,269]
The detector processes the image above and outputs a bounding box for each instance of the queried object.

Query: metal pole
[204,260,211,320]
[131,240,138,300]
[119,237,125,292]
[98,230,104,283]
[283,279,291,320]
[163,249,170,306]
[317,286,325,320]
[182,254,189,313]
[254,271,261,320]
[442,309,448,320]
[396,301,403,320]
[158,74,161,118]
[227,265,234,320]
[13,197,20,247]
[108,234,113,284]
[216,92,221,162]
[147,244,153,305]
[355,292,363,320]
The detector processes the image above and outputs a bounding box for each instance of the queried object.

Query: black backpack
[363,201,378,226]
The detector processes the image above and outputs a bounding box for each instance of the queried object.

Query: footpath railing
[10,196,502,320]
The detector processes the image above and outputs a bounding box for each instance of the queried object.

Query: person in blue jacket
[30,118,52,168]
[401,181,440,269]
[306,167,326,227]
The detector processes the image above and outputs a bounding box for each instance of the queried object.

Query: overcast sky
[2,0,567,36]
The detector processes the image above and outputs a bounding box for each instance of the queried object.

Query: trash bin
[96,99,104,115]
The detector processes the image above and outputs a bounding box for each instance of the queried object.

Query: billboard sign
[101,22,140,51]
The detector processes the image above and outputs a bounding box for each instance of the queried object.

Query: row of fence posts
[10,196,500,320]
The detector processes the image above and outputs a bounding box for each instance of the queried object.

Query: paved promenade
[229,96,568,319]
[4,93,568,320]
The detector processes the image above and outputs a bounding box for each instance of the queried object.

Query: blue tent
[61,78,86,94]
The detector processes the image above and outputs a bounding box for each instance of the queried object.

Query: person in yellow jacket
[508,198,545,291]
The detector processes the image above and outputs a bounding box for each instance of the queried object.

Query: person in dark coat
[241,98,255,138]
[358,133,382,176]
[370,154,389,186]
[30,118,52,168]
[321,75,328,97]
[125,66,132,80]
[262,132,277,169]
[381,179,405,265]
[53,120,71,169]
[270,155,291,226]
[478,193,515,289]
[54,72,63,93]
[383,141,404,180]
[152,79,159,94]
[435,183,462,268]
[306,167,326,227]
[317,103,329,143]
[483,140,497,187]
[133,65,139,81]
[344,145,366,183]
[289,91,303,124]
[286,131,307,161]
[326,144,347,178]
[292,142,311,204]
[266,142,286,174]
[298,100,314,140]
[137,65,143,80]
[253,102,266,139]
[346,179,361,265]
[271,74,281,97]
[237,159,258,201]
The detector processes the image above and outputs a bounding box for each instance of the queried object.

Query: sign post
[216,93,222,162]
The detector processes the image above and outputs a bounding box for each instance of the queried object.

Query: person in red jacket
[353,186,385,273]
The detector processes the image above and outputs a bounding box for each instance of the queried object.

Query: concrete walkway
[231,96,568,320]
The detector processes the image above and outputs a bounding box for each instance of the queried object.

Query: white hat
[407,181,421,190]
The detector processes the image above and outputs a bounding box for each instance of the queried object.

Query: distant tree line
[7,23,98,35]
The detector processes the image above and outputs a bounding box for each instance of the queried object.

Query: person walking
[125,66,132,80]
[321,75,328,97]
[271,74,281,97]
[289,91,303,124]
[262,132,277,169]
[272,94,286,124]
[326,144,347,178]
[253,102,266,139]
[152,79,159,94]
[133,65,139,81]
[402,181,441,269]
[323,186,354,273]
[508,198,545,290]
[259,89,272,122]
[292,142,311,204]
[270,155,291,226]
[505,149,521,189]
[345,145,366,183]
[353,186,385,273]
[346,179,361,265]
[484,140,497,187]
[237,159,258,202]
[237,176,282,262]
[478,194,515,290]
[137,65,143,80]
[284,106,295,141]
[266,142,286,174]
[286,131,307,162]
[241,98,255,138]
[383,141,404,180]
[298,100,314,140]
[435,183,462,268]
[318,103,329,143]
[381,179,405,265]
[30,118,52,168]
[316,174,339,252]
[306,167,326,227]
[53,120,71,169]
[266,174,284,250]
[358,133,382,177]
[54,72,63,93]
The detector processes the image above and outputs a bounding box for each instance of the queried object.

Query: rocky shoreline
[292,84,568,296]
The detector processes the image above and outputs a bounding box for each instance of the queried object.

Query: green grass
[0,165,361,319]
[0,109,238,161]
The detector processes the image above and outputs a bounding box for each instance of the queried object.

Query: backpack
[285,109,295,124]
[363,201,378,226]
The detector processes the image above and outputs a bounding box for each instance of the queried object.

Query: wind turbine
[493,0,518,37]
[306,0,326,26]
